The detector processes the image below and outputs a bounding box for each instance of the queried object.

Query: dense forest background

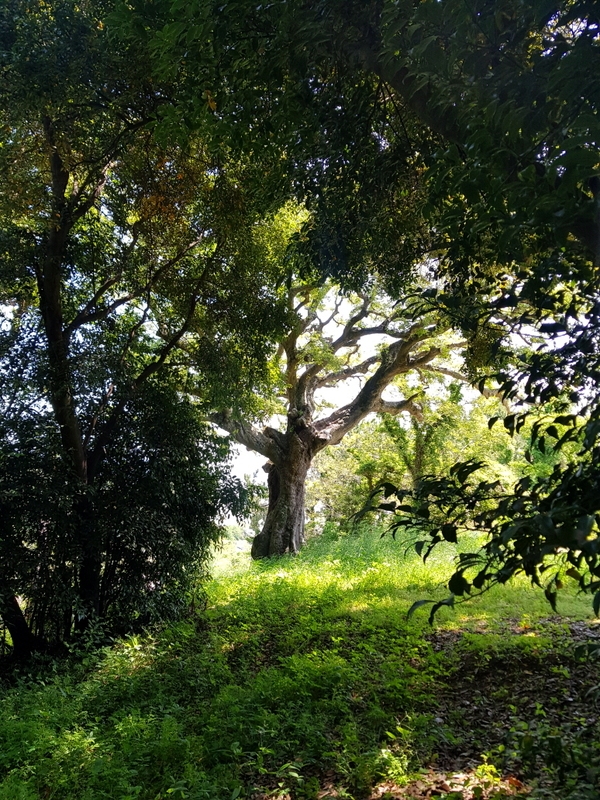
[0,1,599,796]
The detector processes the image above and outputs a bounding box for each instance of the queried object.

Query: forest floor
[1,527,599,800]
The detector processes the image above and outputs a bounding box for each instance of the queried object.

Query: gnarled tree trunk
[251,430,315,558]
[211,295,451,560]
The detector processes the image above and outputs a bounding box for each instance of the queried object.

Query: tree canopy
[130,0,600,606]
[0,0,293,652]
[1,0,600,655]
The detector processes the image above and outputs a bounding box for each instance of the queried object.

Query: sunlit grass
[209,525,593,631]
[0,524,595,800]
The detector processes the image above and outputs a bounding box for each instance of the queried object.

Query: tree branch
[418,365,469,383]
[312,295,343,332]
[208,412,285,462]
[65,237,205,339]
[330,322,390,352]
[66,292,138,339]
[343,293,371,332]
[315,355,379,388]
[313,329,440,446]
[418,364,510,408]
[86,258,212,480]
[373,394,425,423]
[69,160,112,224]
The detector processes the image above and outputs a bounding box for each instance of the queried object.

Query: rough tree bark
[251,436,311,558]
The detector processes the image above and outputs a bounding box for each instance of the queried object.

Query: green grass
[210,526,592,628]
[0,526,597,800]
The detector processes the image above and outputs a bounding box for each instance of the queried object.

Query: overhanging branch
[209,412,284,462]
[65,236,206,339]
[373,394,424,422]
[315,355,379,388]
[312,330,440,445]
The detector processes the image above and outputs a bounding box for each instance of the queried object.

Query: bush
[0,379,245,646]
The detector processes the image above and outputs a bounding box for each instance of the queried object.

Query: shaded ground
[350,620,599,799]
[430,619,600,772]
[2,535,599,800]
[251,619,600,799]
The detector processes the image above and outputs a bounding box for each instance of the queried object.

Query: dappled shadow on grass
[207,532,593,641]
[0,529,598,800]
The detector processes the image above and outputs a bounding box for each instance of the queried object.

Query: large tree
[135,0,600,600]
[212,280,466,558]
[0,0,288,653]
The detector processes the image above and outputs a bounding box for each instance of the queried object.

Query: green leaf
[428,595,455,625]
[448,572,470,596]
[414,540,426,556]
[538,436,546,454]
[472,570,487,589]
[554,415,577,427]
[406,598,434,620]
[544,587,558,612]
[441,524,457,543]
[453,461,485,484]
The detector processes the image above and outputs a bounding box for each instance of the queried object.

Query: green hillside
[1,529,598,800]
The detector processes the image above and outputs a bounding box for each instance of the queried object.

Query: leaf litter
[253,617,600,800]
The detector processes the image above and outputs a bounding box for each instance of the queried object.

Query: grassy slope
[0,528,598,800]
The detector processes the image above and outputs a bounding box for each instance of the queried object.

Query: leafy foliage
[366,293,600,614]
[118,0,600,573]
[0,0,290,648]
[0,365,242,642]
[308,388,518,525]
[2,0,600,639]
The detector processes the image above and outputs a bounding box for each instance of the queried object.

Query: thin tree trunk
[37,130,100,632]
[412,422,425,492]
[76,556,102,629]
[74,493,102,628]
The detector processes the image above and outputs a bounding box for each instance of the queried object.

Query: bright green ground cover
[0,528,597,800]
